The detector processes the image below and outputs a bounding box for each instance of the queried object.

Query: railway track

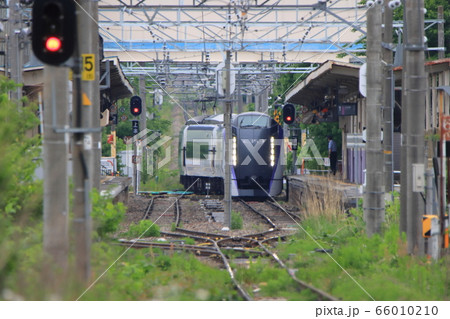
[123,194,336,301]
[239,199,301,229]
[142,195,179,231]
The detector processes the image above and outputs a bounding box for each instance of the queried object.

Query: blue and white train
[179,112,284,198]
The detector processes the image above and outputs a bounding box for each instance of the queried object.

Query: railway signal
[130,96,142,116]
[32,0,76,65]
[282,103,296,125]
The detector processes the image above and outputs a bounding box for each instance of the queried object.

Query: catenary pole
[364,3,385,236]
[224,50,232,229]
[404,0,426,255]
[73,0,99,283]
[437,6,444,60]
[8,0,22,102]
[399,0,408,235]
[383,1,394,194]
[139,74,147,176]
[89,2,101,190]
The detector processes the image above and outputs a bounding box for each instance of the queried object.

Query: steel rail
[209,238,253,301]
[265,199,302,222]
[238,199,277,229]
[174,197,181,228]
[175,227,231,240]
[241,237,338,301]
[117,239,265,257]
[143,196,155,220]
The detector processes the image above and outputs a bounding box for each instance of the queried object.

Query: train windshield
[238,115,269,128]
[186,127,214,159]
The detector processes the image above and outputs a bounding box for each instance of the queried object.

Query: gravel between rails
[122,194,300,238]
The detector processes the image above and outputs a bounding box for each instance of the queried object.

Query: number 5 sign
[441,115,450,141]
[82,54,95,81]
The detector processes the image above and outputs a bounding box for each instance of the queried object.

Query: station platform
[287,175,363,208]
[100,176,132,205]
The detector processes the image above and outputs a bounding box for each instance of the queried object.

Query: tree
[0,76,41,218]
[423,0,450,58]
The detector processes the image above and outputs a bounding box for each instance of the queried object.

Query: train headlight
[270,136,275,167]
[232,136,237,166]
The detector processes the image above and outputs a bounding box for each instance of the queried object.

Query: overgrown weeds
[91,190,126,239]
[275,193,450,300]
[231,211,243,230]
[302,178,344,221]
[126,219,161,238]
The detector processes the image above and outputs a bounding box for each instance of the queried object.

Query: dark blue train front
[231,112,284,198]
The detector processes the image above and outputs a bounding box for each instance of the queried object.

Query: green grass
[231,211,243,230]
[126,219,161,238]
[80,246,240,300]
[139,168,183,192]
[273,195,450,300]
[232,194,449,301]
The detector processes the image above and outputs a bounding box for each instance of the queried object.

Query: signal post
[32,0,76,295]
[130,96,142,195]
[33,0,100,284]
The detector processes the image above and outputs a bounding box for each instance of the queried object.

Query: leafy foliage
[90,190,126,239]
[0,76,43,298]
[0,76,42,218]
[344,1,450,60]
[270,65,309,102]
[302,122,341,157]
[405,0,450,59]
[127,219,161,238]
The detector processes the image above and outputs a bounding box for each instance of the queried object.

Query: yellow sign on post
[82,54,95,81]
[422,215,438,238]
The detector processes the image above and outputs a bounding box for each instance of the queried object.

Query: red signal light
[130,96,142,116]
[32,0,76,65]
[282,103,296,125]
[45,36,62,52]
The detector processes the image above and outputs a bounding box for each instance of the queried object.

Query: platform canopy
[101,57,134,101]
[285,60,361,108]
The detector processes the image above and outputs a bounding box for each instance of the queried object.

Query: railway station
[0,0,449,308]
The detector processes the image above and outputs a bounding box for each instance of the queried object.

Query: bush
[0,76,41,218]
[91,190,126,239]
[231,211,243,230]
[127,219,161,238]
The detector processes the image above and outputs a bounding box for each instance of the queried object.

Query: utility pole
[383,2,394,194]
[364,3,385,236]
[90,2,101,190]
[404,0,426,255]
[237,70,243,113]
[8,0,22,101]
[437,6,444,60]
[223,50,232,229]
[399,0,408,235]
[73,0,99,283]
[139,74,147,176]
[43,65,69,296]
